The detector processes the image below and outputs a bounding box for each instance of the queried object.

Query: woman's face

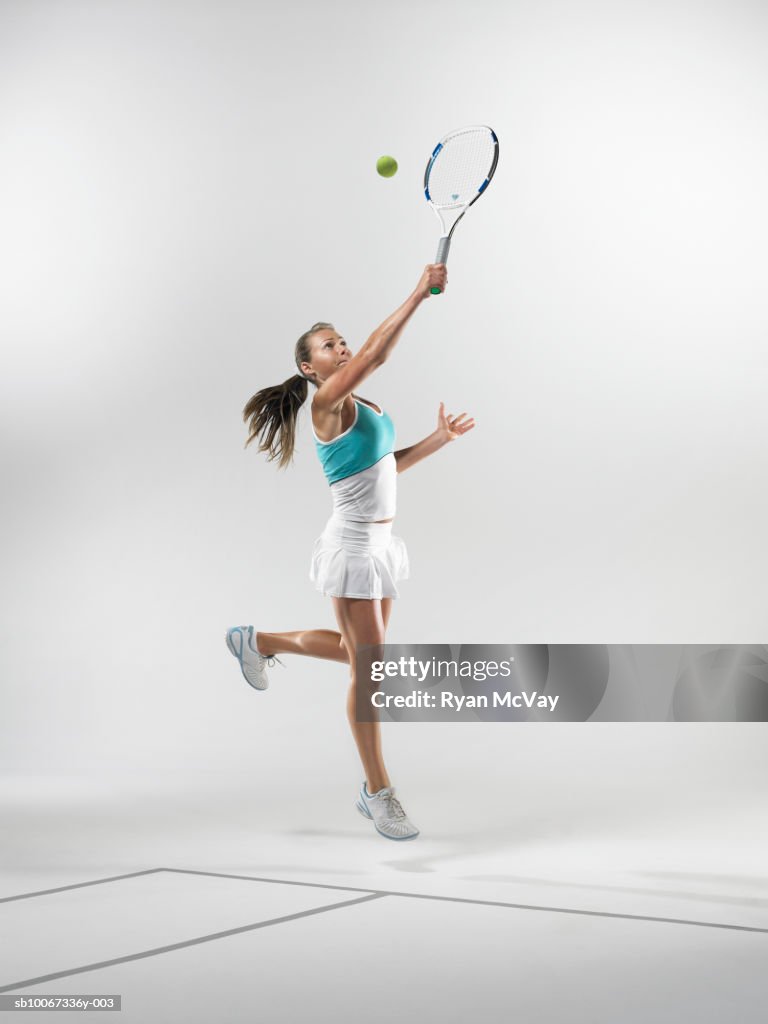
[301,329,352,383]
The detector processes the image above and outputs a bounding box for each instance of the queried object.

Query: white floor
[2,783,767,1023]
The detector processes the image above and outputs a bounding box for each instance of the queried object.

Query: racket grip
[430,237,451,294]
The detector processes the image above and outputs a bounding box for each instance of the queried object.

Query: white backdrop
[1,0,766,815]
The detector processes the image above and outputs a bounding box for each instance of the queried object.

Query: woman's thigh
[333,597,393,660]
[332,597,385,646]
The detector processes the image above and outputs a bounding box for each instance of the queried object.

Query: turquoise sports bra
[313,398,395,484]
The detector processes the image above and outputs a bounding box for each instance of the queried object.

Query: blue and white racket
[424,125,499,294]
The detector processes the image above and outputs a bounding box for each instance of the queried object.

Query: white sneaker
[355,782,420,841]
[225,626,283,691]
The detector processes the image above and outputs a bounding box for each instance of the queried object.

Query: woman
[225,263,475,841]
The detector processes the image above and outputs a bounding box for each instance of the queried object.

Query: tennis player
[226,263,474,840]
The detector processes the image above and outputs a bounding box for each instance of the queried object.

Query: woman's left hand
[437,402,475,443]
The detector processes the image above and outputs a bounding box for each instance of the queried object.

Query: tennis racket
[424,125,499,293]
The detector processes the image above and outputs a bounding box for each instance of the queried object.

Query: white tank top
[328,454,397,522]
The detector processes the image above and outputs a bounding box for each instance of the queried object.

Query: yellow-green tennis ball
[376,155,398,178]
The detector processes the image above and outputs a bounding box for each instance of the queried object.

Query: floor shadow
[633,870,768,888]
[457,873,768,908]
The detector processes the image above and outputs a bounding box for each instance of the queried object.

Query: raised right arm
[313,263,447,412]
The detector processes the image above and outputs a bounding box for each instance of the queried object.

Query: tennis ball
[376,155,398,178]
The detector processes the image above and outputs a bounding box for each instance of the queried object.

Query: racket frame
[423,124,499,276]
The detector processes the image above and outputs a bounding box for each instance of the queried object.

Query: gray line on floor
[0,892,386,993]
[164,867,382,896]
[0,869,166,904]
[165,868,768,934]
[394,891,768,933]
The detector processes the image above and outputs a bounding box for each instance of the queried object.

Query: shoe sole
[225,629,268,691]
[355,800,419,841]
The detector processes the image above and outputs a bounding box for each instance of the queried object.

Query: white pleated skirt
[310,515,410,600]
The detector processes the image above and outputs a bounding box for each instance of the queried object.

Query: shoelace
[262,654,284,669]
[380,792,406,820]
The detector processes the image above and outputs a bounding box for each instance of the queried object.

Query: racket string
[427,128,497,208]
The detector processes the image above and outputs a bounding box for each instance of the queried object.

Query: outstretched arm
[313,264,448,413]
[394,403,475,474]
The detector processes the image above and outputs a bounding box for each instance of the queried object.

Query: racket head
[424,125,499,212]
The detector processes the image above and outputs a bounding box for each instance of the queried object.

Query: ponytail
[242,321,334,468]
[243,374,308,467]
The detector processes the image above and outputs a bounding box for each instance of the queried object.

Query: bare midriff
[374,517,394,524]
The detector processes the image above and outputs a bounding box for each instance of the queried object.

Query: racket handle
[430,237,451,293]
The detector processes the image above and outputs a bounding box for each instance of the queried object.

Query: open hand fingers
[439,403,475,435]
[443,410,475,435]
[453,418,475,434]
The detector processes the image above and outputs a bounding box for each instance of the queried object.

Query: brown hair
[242,322,334,467]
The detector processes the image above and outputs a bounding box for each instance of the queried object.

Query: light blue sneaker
[225,626,283,691]
[355,781,420,841]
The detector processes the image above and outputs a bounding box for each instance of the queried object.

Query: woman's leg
[256,629,349,663]
[332,596,393,795]
[255,599,392,664]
